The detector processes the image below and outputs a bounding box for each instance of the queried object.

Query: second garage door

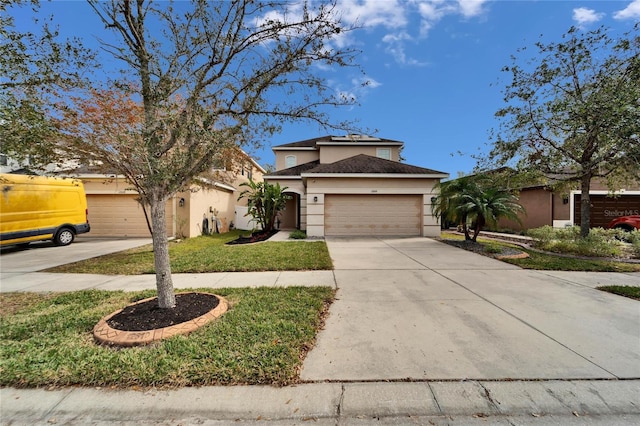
[87,194,174,237]
[325,194,422,236]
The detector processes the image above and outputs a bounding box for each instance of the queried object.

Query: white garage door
[325,194,421,236]
[86,195,173,237]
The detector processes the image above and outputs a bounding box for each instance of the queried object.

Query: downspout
[171,196,177,239]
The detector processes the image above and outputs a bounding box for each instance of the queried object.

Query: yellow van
[0,174,90,246]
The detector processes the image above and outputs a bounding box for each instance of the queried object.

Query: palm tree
[432,176,479,240]
[456,186,525,242]
[238,179,291,233]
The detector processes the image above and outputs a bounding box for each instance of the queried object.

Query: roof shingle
[305,154,446,175]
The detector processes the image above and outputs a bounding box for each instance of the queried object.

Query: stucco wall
[274,150,319,170]
[177,186,237,238]
[499,188,552,231]
[319,146,400,164]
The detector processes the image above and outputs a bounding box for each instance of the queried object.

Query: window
[0,154,7,166]
[285,155,297,168]
[212,157,226,171]
[376,148,391,160]
[247,166,252,180]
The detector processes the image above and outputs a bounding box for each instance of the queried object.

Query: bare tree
[68,0,361,308]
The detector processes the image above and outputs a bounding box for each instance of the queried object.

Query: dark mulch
[107,293,219,331]
[439,239,525,258]
[226,229,279,245]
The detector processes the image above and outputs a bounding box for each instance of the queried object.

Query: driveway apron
[300,237,640,381]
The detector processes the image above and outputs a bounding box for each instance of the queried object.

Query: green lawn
[46,231,333,274]
[596,286,640,300]
[0,287,334,387]
[440,233,640,272]
[502,250,640,272]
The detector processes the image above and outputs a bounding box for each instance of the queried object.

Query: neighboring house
[1,150,265,238]
[498,179,640,231]
[264,135,449,237]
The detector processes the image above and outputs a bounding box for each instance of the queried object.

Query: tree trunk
[462,215,471,240]
[580,174,592,238]
[471,217,484,242]
[150,195,176,309]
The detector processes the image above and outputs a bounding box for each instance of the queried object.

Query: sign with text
[573,194,640,228]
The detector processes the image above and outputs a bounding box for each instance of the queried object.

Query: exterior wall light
[313,196,318,202]
[179,198,185,207]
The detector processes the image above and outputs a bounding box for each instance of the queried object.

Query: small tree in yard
[431,176,477,240]
[456,185,524,242]
[52,0,360,309]
[487,25,640,238]
[432,175,524,242]
[238,180,291,233]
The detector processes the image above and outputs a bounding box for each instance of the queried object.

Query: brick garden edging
[93,292,228,347]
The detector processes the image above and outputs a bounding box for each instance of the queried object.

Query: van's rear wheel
[54,228,75,246]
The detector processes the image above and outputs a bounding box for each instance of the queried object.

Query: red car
[607,215,640,232]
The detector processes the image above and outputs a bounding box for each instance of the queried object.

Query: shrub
[627,230,640,258]
[526,226,625,258]
[289,229,307,240]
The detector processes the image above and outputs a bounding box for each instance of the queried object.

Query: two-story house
[63,150,265,238]
[264,135,448,237]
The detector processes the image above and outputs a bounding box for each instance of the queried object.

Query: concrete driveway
[0,237,151,276]
[301,236,640,382]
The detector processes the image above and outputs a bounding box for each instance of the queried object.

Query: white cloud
[614,0,640,19]
[415,0,488,37]
[381,31,428,66]
[332,75,382,105]
[337,0,408,29]
[572,7,605,26]
[352,76,382,89]
[457,0,488,18]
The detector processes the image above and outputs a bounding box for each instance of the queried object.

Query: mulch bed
[107,293,220,332]
[439,239,527,259]
[225,229,279,245]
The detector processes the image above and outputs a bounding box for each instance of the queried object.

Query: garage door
[86,195,173,237]
[325,194,421,236]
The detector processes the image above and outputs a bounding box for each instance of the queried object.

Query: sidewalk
[3,379,639,424]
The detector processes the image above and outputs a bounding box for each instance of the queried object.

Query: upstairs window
[285,155,297,168]
[212,157,227,171]
[376,148,391,160]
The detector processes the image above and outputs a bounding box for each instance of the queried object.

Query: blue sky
[13,1,640,176]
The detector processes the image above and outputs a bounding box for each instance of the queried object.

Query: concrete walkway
[1,235,639,424]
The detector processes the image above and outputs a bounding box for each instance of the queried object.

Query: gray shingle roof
[305,154,447,175]
[265,155,447,178]
[265,160,320,176]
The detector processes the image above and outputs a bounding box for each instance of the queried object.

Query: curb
[2,380,639,424]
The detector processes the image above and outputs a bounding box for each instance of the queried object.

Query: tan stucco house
[76,153,265,238]
[264,135,449,237]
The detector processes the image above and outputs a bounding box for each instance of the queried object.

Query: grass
[596,286,640,301]
[440,233,640,272]
[46,231,333,274]
[0,287,334,388]
[502,250,640,272]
